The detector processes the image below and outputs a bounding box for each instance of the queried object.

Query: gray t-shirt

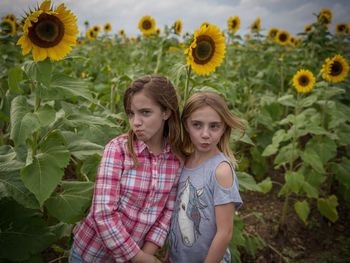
[169,152,243,263]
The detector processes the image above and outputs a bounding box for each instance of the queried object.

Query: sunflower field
[1,0,350,262]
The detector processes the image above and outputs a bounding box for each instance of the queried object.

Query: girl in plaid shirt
[70,75,184,263]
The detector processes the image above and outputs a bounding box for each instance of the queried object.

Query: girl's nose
[201,127,210,138]
[132,114,142,126]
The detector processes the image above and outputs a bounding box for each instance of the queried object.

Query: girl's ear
[163,109,171,120]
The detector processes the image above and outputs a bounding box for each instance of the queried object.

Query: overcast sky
[1,0,349,38]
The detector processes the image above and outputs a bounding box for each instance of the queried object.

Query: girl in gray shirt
[169,92,244,263]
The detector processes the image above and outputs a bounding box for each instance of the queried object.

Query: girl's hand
[131,250,162,263]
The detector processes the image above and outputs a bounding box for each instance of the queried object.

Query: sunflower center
[338,25,346,32]
[193,35,215,64]
[330,61,343,76]
[279,33,287,42]
[298,75,309,86]
[231,21,237,29]
[142,20,152,30]
[28,13,64,48]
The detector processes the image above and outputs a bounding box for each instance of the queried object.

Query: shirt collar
[134,138,171,155]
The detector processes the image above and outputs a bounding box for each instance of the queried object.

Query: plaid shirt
[73,134,182,262]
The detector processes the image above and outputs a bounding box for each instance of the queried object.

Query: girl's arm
[92,139,140,262]
[204,161,236,263]
[204,203,235,263]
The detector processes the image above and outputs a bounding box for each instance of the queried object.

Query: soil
[239,182,350,263]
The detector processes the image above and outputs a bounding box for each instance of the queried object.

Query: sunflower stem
[183,66,191,107]
[280,92,300,228]
[110,83,116,113]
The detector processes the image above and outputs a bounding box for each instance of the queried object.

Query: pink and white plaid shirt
[73,134,182,262]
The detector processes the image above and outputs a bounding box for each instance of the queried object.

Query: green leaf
[45,181,94,223]
[331,158,350,190]
[0,171,39,209]
[278,94,296,107]
[10,96,40,145]
[8,66,24,94]
[46,73,93,101]
[34,104,56,127]
[262,143,278,156]
[0,198,55,262]
[236,172,262,192]
[81,154,101,181]
[317,195,339,222]
[274,144,298,167]
[294,200,310,224]
[23,60,52,86]
[285,170,305,194]
[300,148,325,174]
[299,94,318,108]
[257,177,272,193]
[302,181,319,198]
[20,131,70,206]
[306,137,337,164]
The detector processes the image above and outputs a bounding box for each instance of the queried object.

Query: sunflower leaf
[45,181,94,224]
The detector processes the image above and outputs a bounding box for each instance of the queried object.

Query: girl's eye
[193,123,201,129]
[127,112,134,118]
[210,123,221,130]
[142,110,151,116]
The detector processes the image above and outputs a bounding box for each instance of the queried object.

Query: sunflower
[174,19,182,35]
[267,27,278,40]
[156,28,161,35]
[304,24,313,33]
[185,23,225,76]
[250,17,261,33]
[1,18,17,35]
[138,15,156,36]
[321,54,349,83]
[292,69,316,93]
[17,0,78,62]
[276,30,290,46]
[335,23,348,35]
[318,8,332,25]
[118,29,125,37]
[86,28,96,40]
[227,16,240,34]
[103,23,111,32]
[289,36,296,47]
[5,14,16,23]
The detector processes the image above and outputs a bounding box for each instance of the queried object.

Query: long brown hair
[181,92,245,167]
[123,75,184,165]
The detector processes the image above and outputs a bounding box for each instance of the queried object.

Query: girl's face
[185,105,225,156]
[128,91,170,150]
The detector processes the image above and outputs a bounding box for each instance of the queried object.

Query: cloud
[1,0,349,37]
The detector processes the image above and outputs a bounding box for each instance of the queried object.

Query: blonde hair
[123,75,184,165]
[181,92,245,167]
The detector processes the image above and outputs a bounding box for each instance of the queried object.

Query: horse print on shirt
[170,178,208,250]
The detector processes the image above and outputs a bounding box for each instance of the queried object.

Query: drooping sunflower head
[321,54,349,83]
[185,23,226,76]
[335,23,348,35]
[304,24,313,33]
[174,19,182,35]
[318,8,332,25]
[103,23,112,32]
[1,18,17,36]
[138,15,156,36]
[16,0,78,62]
[227,16,240,34]
[250,17,261,33]
[276,30,290,46]
[267,27,279,40]
[292,69,316,94]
